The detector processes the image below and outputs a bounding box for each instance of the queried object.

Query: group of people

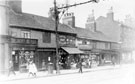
[8,60,37,77]
[8,58,83,77]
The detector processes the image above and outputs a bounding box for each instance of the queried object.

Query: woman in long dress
[28,61,37,77]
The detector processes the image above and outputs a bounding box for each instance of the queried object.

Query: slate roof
[9,10,44,29]
[30,14,76,34]
[9,10,76,34]
[75,27,116,42]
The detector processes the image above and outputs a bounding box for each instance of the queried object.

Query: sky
[22,0,135,28]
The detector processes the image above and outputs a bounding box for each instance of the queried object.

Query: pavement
[0,65,121,82]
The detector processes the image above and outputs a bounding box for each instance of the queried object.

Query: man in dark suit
[78,59,83,73]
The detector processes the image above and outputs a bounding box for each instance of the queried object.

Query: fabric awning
[61,47,84,54]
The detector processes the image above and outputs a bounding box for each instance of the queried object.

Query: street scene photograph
[0,0,135,84]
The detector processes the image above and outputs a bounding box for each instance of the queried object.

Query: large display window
[12,50,35,72]
[19,51,35,72]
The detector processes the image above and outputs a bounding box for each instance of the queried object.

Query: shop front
[11,37,38,72]
[36,48,56,71]
[78,45,99,68]
[120,48,134,64]
[59,47,84,69]
[91,49,120,66]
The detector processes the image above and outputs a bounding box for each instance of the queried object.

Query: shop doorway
[12,51,19,71]
[59,54,68,69]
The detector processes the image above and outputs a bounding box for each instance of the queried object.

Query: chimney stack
[62,12,75,28]
[8,0,22,13]
[107,7,114,21]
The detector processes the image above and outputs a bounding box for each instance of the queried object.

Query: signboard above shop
[11,37,38,45]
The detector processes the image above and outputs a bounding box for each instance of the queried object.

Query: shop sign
[81,55,88,58]
[11,38,37,45]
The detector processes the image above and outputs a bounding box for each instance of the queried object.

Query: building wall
[31,31,56,48]
[75,39,83,46]
[76,38,91,46]
[121,26,135,49]
[0,0,11,75]
[111,43,120,50]
[11,27,56,48]
[76,38,111,50]
[58,34,76,47]
[11,27,77,48]
[96,42,106,49]
[96,17,121,42]
[94,41,111,50]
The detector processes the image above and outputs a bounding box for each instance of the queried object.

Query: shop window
[19,51,34,66]
[42,32,51,43]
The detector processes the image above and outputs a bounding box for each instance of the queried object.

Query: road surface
[1,64,135,84]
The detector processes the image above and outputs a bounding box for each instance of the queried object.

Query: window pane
[42,32,51,43]
[21,31,30,38]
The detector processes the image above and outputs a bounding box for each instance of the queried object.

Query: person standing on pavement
[111,56,115,66]
[78,59,83,73]
[28,60,37,77]
[8,60,16,76]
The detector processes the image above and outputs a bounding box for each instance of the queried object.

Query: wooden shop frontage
[11,37,38,72]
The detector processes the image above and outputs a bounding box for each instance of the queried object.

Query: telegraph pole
[54,0,60,74]
[54,0,99,74]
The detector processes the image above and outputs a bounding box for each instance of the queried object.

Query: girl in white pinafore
[28,61,37,77]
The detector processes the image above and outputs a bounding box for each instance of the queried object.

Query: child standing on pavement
[8,60,16,76]
[28,61,37,77]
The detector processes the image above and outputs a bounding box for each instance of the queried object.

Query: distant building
[124,15,135,28]
[85,10,96,32]
[95,7,121,42]
[94,7,135,63]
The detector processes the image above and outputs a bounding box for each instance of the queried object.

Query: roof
[31,14,76,34]
[9,10,44,29]
[75,27,116,42]
[9,10,76,34]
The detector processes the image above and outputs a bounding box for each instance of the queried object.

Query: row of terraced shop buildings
[0,0,135,74]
